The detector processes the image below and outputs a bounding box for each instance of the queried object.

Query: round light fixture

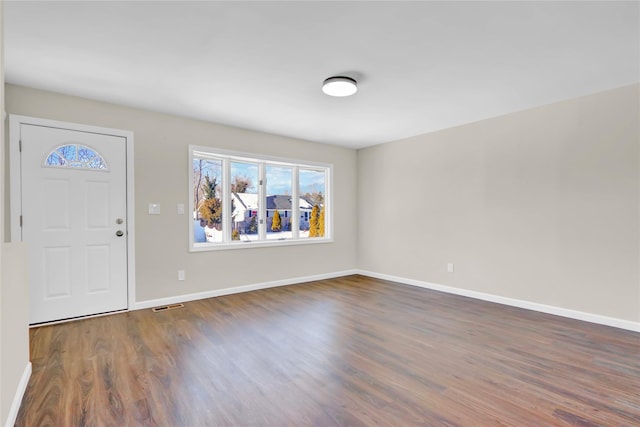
[322,76,357,97]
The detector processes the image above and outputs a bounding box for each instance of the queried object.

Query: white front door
[20,124,128,324]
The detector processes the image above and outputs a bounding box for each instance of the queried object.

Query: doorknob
[116,230,124,237]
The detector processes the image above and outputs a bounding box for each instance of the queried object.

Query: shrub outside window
[190,146,331,251]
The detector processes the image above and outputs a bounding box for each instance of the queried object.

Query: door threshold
[29,308,128,328]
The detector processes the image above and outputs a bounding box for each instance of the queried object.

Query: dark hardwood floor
[16,275,640,426]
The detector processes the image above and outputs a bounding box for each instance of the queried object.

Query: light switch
[177,203,185,215]
[148,203,161,215]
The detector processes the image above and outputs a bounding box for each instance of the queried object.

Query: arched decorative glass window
[44,144,108,170]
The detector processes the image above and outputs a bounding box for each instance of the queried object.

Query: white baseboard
[133,269,359,310]
[358,270,640,333]
[5,362,31,427]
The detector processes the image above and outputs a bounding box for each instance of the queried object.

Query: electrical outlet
[178,270,185,281]
[177,203,185,215]
[447,263,454,273]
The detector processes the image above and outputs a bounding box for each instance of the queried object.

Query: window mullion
[258,163,266,241]
[325,168,330,239]
[222,158,231,243]
[292,166,299,239]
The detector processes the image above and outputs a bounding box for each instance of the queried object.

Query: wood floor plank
[15,275,640,426]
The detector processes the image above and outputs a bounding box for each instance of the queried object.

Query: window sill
[190,237,333,252]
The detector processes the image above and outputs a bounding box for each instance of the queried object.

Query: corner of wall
[0,6,35,416]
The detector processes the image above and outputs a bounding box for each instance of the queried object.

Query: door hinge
[259,180,263,186]
[20,215,23,227]
[19,140,22,152]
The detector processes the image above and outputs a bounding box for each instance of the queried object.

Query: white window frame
[189,145,332,251]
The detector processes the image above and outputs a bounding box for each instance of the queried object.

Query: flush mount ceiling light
[322,76,357,97]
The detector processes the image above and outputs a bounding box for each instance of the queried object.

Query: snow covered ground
[195,220,310,243]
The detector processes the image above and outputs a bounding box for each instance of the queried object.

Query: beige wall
[3,81,638,325]
[5,84,358,302]
[358,84,640,322]
[1,3,32,423]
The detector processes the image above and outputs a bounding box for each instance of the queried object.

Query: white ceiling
[4,1,639,149]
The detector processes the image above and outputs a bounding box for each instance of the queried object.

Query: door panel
[86,245,110,293]
[21,124,128,324]
[86,181,110,228]
[43,179,71,229]
[43,247,72,298]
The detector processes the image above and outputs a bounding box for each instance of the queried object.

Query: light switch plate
[148,203,161,215]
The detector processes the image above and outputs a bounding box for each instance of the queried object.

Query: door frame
[9,115,136,316]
